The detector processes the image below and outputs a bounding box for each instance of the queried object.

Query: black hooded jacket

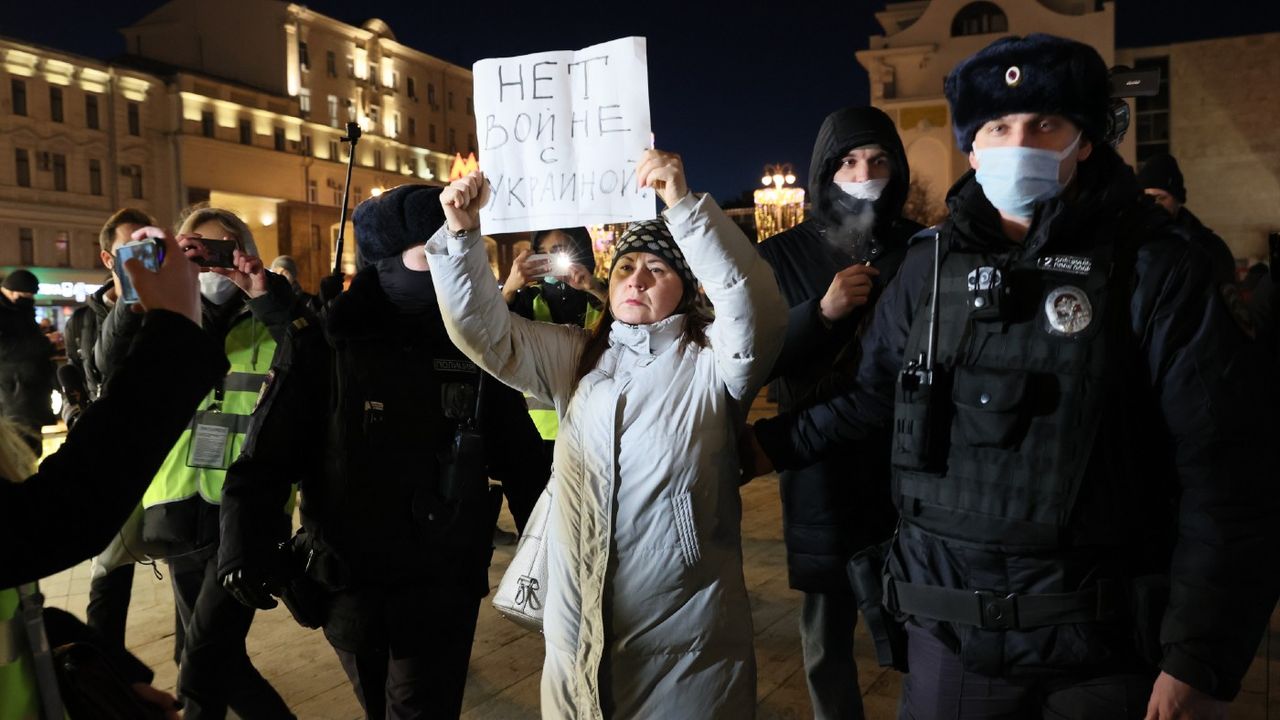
[754,107,923,592]
[755,145,1279,699]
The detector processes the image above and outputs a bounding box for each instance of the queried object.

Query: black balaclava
[377,255,437,313]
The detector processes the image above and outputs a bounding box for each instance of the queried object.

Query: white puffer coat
[426,193,785,719]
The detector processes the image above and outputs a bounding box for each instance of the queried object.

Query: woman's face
[609,251,684,325]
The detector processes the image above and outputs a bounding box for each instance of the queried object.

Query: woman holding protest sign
[426,149,785,718]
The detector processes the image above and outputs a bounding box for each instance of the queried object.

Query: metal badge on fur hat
[610,219,697,294]
[945,33,1111,152]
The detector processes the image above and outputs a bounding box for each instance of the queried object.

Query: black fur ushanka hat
[945,34,1111,152]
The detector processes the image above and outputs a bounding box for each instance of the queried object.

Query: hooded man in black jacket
[748,35,1278,718]
[755,106,922,720]
[218,184,549,719]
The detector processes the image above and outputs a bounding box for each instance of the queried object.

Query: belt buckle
[975,591,1019,630]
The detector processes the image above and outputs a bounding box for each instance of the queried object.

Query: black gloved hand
[221,567,279,610]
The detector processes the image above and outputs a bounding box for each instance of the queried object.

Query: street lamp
[754,163,805,239]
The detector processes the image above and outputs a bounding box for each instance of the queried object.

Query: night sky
[4,0,1279,202]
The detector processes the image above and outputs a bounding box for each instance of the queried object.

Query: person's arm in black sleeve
[218,323,325,597]
[246,270,298,343]
[0,311,227,587]
[1137,242,1280,701]
[92,298,145,388]
[753,244,928,471]
[765,298,854,383]
[42,607,153,685]
[480,378,549,533]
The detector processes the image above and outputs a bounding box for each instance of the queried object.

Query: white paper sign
[473,36,655,234]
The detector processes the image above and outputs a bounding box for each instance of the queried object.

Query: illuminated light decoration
[4,49,38,77]
[754,163,806,239]
[43,59,73,86]
[119,76,151,103]
[354,47,369,80]
[586,223,631,279]
[260,211,276,227]
[447,152,479,181]
[284,23,301,97]
[370,186,384,197]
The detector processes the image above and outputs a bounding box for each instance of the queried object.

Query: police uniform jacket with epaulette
[755,146,1279,701]
[217,259,548,653]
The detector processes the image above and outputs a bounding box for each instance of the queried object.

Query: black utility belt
[885,576,1120,631]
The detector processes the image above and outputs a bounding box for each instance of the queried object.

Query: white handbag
[492,486,551,632]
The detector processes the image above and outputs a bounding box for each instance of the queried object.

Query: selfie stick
[317,122,362,304]
[328,121,362,283]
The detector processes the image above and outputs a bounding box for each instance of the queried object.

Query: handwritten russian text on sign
[473,37,654,234]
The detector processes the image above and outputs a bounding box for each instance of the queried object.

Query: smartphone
[114,238,164,305]
[189,238,239,269]
[526,253,572,277]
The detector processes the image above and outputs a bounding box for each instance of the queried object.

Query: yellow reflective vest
[525,293,602,441]
[142,316,291,531]
[0,588,38,720]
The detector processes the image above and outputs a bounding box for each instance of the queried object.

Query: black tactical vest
[892,226,1131,552]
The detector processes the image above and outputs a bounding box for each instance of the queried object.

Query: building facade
[0,36,172,318]
[119,0,476,288]
[858,0,1280,261]
[1116,34,1280,262]
[0,0,479,303]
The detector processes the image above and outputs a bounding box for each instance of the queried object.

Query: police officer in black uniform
[216,184,549,719]
[747,34,1279,718]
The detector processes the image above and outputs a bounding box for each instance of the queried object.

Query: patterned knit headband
[609,219,697,294]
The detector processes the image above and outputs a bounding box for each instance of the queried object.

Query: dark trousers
[899,623,1154,719]
[800,591,865,720]
[169,548,294,719]
[331,593,482,720]
[86,563,135,649]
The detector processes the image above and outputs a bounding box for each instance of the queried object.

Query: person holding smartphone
[95,207,297,719]
[1,225,213,720]
[502,227,607,454]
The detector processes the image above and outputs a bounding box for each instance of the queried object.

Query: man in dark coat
[218,184,549,719]
[1136,152,1237,286]
[755,106,922,720]
[748,34,1278,717]
[0,269,55,453]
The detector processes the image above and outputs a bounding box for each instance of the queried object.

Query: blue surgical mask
[973,133,1082,219]
[543,276,561,286]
